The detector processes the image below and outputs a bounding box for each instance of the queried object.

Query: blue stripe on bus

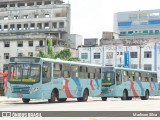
[95,79,100,90]
[153,82,157,90]
[136,81,144,95]
[72,78,82,97]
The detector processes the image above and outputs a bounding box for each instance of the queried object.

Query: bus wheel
[141,90,149,100]
[48,90,56,103]
[57,98,67,102]
[77,89,89,102]
[121,90,128,100]
[22,98,30,103]
[127,97,132,100]
[101,97,107,101]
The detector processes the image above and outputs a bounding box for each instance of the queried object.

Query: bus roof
[113,66,157,73]
[42,58,102,67]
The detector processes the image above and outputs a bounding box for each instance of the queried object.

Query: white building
[70,34,83,49]
[78,39,160,80]
[114,9,160,39]
[0,0,71,71]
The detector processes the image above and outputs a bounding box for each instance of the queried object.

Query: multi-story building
[78,39,160,80]
[0,0,70,71]
[70,34,83,49]
[114,9,160,39]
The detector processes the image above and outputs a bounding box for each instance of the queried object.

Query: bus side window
[123,71,128,81]
[116,70,121,85]
[42,62,51,84]
[53,63,62,79]
[139,72,142,81]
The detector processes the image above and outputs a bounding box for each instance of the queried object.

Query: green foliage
[68,57,80,61]
[37,50,48,58]
[54,48,71,60]
[37,38,79,61]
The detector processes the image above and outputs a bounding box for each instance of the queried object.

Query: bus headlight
[30,87,39,93]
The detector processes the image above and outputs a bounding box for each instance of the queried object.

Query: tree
[37,38,79,61]
[54,48,71,60]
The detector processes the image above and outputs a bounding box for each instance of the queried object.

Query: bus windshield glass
[9,64,40,84]
[102,71,115,86]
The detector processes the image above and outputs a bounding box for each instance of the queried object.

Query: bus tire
[101,97,107,101]
[127,97,132,100]
[141,90,149,100]
[121,90,128,100]
[77,89,89,102]
[22,98,30,103]
[48,90,56,103]
[57,98,67,102]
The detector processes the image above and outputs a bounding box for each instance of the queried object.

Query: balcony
[35,46,45,51]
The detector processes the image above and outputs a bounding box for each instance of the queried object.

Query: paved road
[0,96,160,120]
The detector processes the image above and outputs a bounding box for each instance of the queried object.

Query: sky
[63,0,160,39]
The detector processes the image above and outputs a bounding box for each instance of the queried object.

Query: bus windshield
[8,63,40,84]
[102,71,115,86]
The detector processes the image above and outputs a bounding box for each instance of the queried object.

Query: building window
[35,14,39,18]
[44,23,49,29]
[24,24,28,30]
[120,52,123,55]
[144,51,152,58]
[4,53,9,59]
[59,22,64,28]
[18,3,25,7]
[27,2,34,6]
[37,2,42,5]
[37,23,42,29]
[0,4,7,8]
[24,15,28,19]
[130,64,138,69]
[44,1,51,5]
[53,22,57,28]
[28,52,33,57]
[14,16,18,19]
[144,64,152,71]
[106,52,113,59]
[39,40,43,46]
[4,16,8,20]
[45,14,50,18]
[17,41,23,47]
[4,25,8,31]
[18,53,23,57]
[30,23,35,29]
[10,24,15,30]
[130,52,137,58]
[28,41,33,47]
[155,30,159,34]
[81,53,88,59]
[94,53,100,59]
[0,25,1,30]
[17,24,21,30]
[128,31,133,34]
[4,41,10,47]
[10,4,15,7]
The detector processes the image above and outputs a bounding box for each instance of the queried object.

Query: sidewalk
[0,96,21,102]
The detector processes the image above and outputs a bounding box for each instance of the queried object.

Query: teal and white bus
[101,67,159,101]
[6,57,102,103]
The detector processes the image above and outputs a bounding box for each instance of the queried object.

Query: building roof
[0,0,64,3]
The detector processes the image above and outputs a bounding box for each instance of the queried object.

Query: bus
[101,67,159,101]
[6,57,102,103]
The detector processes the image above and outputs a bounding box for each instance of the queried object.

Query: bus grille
[12,86,30,94]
